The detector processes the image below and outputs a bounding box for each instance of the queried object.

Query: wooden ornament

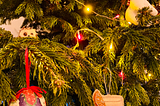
[93,89,124,106]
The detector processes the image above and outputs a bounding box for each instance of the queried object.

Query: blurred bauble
[125,0,158,25]
[9,88,46,106]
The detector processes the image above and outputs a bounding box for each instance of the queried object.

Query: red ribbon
[15,47,47,99]
[16,86,47,99]
[25,47,30,88]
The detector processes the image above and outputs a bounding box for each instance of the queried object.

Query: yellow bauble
[125,7,138,25]
[125,0,158,25]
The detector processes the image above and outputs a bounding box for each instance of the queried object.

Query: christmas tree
[1,0,160,106]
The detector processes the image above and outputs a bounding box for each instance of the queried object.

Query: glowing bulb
[148,73,151,77]
[115,14,120,18]
[118,71,125,79]
[120,71,123,76]
[84,5,92,14]
[78,34,81,40]
[77,31,82,40]
[110,43,113,50]
[87,7,90,11]
[128,22,131,25]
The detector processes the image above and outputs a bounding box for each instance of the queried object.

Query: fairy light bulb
[87,7,90,11]
[128,22,131,25]
[120,71,123,76]
[110,43,113,50]
[148,73,151,77]
[115,14,120,19]
[78,34,81,40]
[84,5,92,14]
[77,31,82,40]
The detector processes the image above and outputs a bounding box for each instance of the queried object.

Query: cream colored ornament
[92,68,124,106]
[125,0,158,25]
[93,89,124,106]
[18,27,37,38]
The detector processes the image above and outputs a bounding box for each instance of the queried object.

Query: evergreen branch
[70,12,84,27]
[37,0,43,4]
[15,1,27,15]
[40,16,58,29]
[0,72,15,105]
[71,76,94,106]
[25,3,35,20]
[135,83,150,105]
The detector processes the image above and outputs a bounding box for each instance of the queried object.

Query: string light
[73,28,104,50]
[110,43,113,50]
[128,22,131,24]
[148,73,151,77]
[77,31,82,40]
[113,14,120,19]
[75,0,119,21]
[87,7,90,11]
[118,71,125,80]
[84,4,92,14]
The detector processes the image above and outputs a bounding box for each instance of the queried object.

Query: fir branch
[15,1,27,15]
[135,83,150,105]
[0,72,15,105]
[65,0,76,11]
[40,16,58,29]
[70,12,84,27]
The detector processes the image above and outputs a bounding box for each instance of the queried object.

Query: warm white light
[110,43,113,50]
[128,22,131,25]
[84,5,92,14]
[87,7,90,11]
[148,73,151,77]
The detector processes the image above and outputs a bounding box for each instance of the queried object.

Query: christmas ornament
[18,27,37,38]
[0,17,25,37]
[93,89,124,106]
[92,68,124,106]
[125,0,158,25]
[9,48,46,106]
[9,87,46,106]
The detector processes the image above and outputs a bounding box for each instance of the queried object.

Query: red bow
[16,86,47,99]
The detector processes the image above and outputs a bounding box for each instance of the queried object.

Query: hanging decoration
[93,89,124,106]
[92,68,124,106]
[18,27,37,38]
[125,0,158,25]
[9,48,47,106]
